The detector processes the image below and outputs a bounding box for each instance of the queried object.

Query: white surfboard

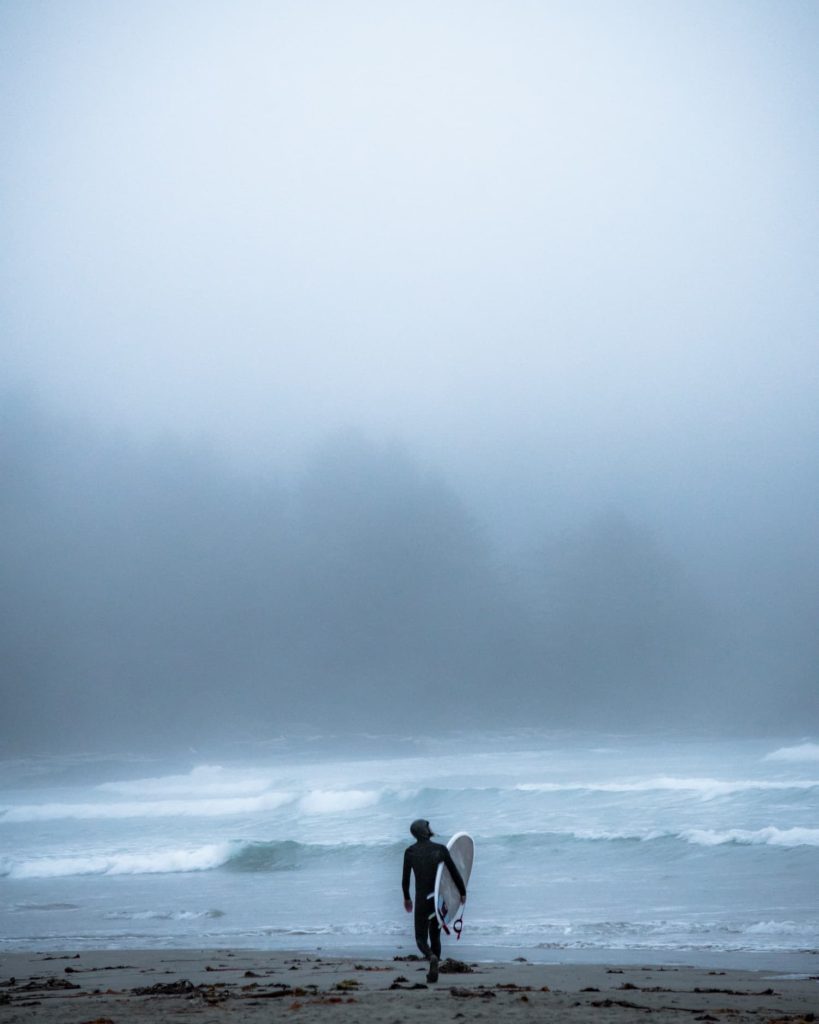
[433,831,474,935]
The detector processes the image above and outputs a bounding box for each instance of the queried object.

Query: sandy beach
[0,948,815,1023]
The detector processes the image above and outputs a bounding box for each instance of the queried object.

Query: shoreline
[2,939,816,973]
[1,948,816,1023]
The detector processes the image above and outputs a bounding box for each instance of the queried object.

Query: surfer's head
[410,819,433,840]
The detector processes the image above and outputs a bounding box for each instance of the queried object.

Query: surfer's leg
[413,904,432,958]
[425,902,441,982]
[429,916,442,959]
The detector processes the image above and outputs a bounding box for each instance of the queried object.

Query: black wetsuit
[402,838,466,959]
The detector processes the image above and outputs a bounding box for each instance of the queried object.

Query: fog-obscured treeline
[1,395,815,753]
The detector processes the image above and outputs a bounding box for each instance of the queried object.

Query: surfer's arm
[442,849,467,899]
[401,849,412,903]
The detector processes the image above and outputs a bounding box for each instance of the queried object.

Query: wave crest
[0,839,402,880]
[516,776,819,798]
[298,790,381,814]
[103,908,226,921]
[97,765,274,799]
[764,743,819,763]
[0,792,294,823]
[681,826,819,847]
[0,843,234,879]
[0,787,386,823]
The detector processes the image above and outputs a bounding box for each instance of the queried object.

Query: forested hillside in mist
[1,397,814,753]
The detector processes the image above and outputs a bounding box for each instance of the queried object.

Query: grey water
[1,732,817,970]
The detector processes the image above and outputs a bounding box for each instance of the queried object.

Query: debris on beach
[450,986,495,998]
[131,979,194,995]
[17,976,80,991]
[333,979,360,991]
[439,958,474,974]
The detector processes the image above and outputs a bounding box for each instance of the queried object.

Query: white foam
[1,781,387,823]
[552,825,819,847]
[681,826,819,847]
[764,743,819,763]
[560,828,668,842]
[494,825,819,847]
[97,764,274,798]
[516,776,819,798]
[298,789,381,814]
[2,843,235,879]
[0,791,293,823]
[103,908,226,921]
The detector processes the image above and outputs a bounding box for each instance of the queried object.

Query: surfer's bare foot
[426,954,439,983]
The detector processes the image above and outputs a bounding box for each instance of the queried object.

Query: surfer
[402,819,467,983]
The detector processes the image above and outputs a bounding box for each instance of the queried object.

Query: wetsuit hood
[410,819,434,840]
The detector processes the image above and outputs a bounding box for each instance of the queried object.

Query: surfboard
[433,831,474,935]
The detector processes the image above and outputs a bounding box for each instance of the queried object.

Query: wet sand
[0,948,816,1023]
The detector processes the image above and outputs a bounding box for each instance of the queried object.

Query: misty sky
[1,2,817,748]
[3,1,817,484]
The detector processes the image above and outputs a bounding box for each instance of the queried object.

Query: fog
[1,1,817,753]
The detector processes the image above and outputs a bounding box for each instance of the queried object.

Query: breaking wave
[680,826,819,847]
[298,789,381,814]
[0,843,236,879]
[3,824,816,880]
[0,793,295,823]
[97,765,274,799]
[0,787,384,823]
[223,838,399,872]
[0,839,406,879]
[493,827,819,848]
[102,908,226,921]
[3,763,817,825]
[765,743,819,763]
[515,776,819,798]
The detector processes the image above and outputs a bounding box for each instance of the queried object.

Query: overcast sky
[2,1,818,538]
[1,1,818,748]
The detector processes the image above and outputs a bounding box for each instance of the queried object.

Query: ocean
[1,733,817,969]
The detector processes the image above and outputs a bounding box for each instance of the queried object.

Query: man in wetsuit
[402,819,467,983]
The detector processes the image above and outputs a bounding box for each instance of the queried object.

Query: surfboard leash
[436,896,465,939]
[437,898,452,935]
